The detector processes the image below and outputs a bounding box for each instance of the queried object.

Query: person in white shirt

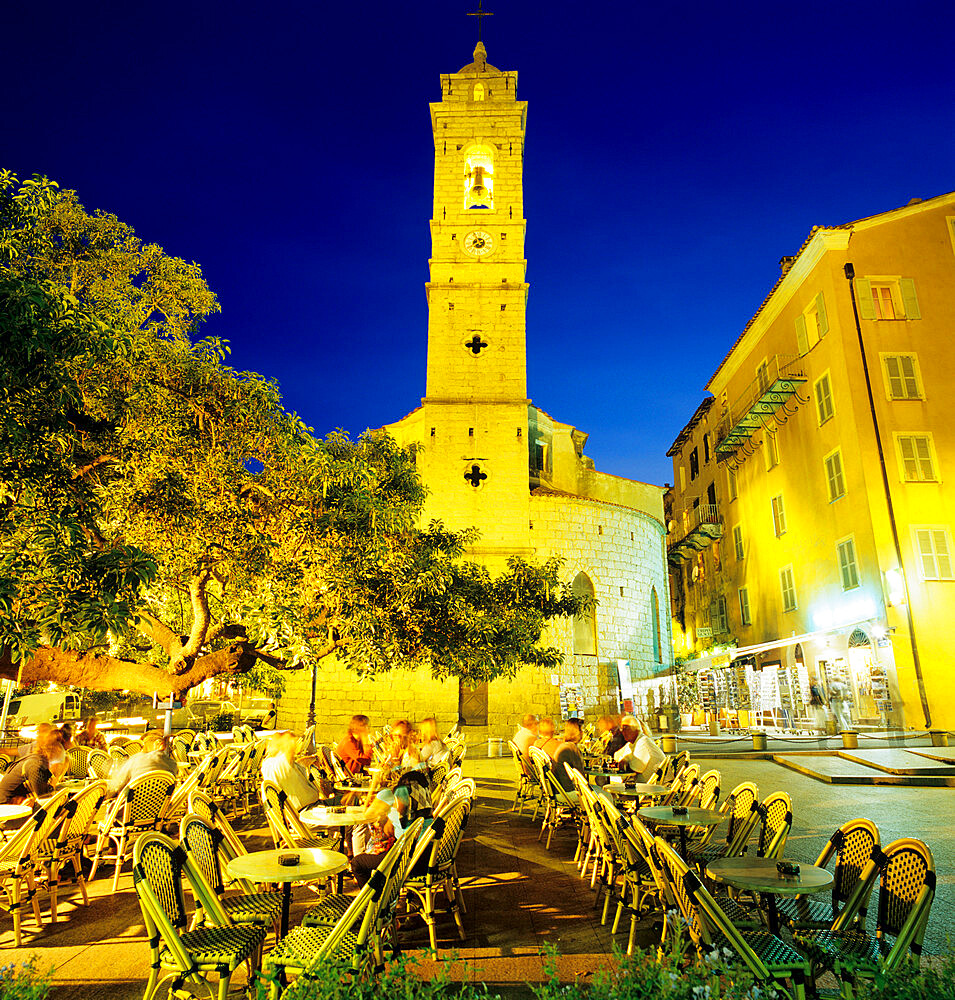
[513,714,539,757]
[260,730,320,811]
[613,716,667,781]
[416,717,447,765]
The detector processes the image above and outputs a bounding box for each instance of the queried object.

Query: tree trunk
[0,641,261,698]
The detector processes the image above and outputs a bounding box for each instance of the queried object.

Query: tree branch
[136,610,183,656]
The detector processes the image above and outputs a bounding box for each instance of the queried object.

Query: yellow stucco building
[279,42,671,740]
[666,192,955,732]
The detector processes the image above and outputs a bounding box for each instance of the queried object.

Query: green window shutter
[900,356,919,397]
[815,291,829,337]
[900,278,921,319]
[795,314,808,355]
[915,529,936,578]
[899,437,918,480]
[933,531,953,579]
[885,356,903,398]
[856,279,876,319]
[914,437,935,479]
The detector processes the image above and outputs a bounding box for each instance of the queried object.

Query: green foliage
[0,170,585,693]
[0,958,53,1000]
[258,953,501,1000]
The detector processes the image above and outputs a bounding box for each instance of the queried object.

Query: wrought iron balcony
[667,504,724,564]
[714,355,807,459]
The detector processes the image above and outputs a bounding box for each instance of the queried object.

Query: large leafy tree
[0,172,584,698]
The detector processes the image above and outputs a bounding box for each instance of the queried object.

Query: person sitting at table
[261,730,321,811]
[17,722,54,759]
[383,720,423,770]
[337,714,373,775]
[513,714,538,757]
[350,765,433,886]
[59,722,74,749]
[613,716,667,781]
[416,717,447,766]
[597,715,626,757]
[76,716,108,752]
[534,717,560,759]
[0,727,65,804]
[107,731,178,798]
[551,718,585,801]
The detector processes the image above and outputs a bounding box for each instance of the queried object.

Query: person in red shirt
[337,714,373,774]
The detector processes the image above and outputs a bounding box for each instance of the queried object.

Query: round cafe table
[300,804,365,852]
[335,780,373,795]
[225,847,348,936]
[706,856,834,935]
[638,805,722,860]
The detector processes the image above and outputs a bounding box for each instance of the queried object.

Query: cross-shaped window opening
[465,335,488,355]
[464,464,487,488]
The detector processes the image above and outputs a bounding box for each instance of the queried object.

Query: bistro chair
[612,814,659,954]
[0,789,69,946]
[65,745,91,779]
[180,813,282,934]
[655,835,811,1000]
[265,821,425,994]
[507,739,541,817]
[403,801,471,949]
[188,791,248,867]
[89,768,176,891]
[685,780,759,867]
[87,747,111,780]
[751,791,793,860]
[259,781,336,852]
[132,831,265,1000]
[171,732,193,764]
[793,838,936,995]
[778,818,880,931]
[42,779,107,922]
[123,738,144,755]
[696,768,721,810]
[528,746,583,853]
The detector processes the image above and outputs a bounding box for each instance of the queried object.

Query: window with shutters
[881,354,923,400]
[710,595,728,634]
[779,565,797,612]
[913,527,954,581]
[895,434,938,482]
[836,536,860,590]
[733,524,744,562]
[764,429,780,470]
[756,359,770,392]
[824,449,846,502]
[727,465,738,501]
[795,292,829,354]
[855,277,920,321]
[689,447,699,481]
[814,371,834,425]
[679,465,686,491]
[738,586,752,626]
[703,434,710,463]
[771,494,787,537]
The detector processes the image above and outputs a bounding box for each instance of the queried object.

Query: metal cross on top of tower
[466,0,493,42]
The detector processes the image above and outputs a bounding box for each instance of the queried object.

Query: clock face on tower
[463,230,494,257]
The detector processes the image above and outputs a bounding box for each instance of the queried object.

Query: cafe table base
[225,848,348,936]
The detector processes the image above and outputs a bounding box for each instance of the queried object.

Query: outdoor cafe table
[605,782,670,801]
[706,856,834,935]
[0,803,32,837]
[335,780,373,795]
[638,805,723,860]
[300,803,365,852]
[225,847,348,936]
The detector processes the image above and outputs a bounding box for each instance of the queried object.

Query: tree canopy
[0,171,586,699]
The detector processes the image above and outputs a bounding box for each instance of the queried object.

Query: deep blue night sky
[4,1,954,486]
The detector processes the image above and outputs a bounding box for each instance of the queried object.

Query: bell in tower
[465,164,492,210]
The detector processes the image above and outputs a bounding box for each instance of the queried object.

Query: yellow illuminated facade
[666,192,955,731]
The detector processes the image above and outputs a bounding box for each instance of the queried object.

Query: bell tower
[408,41,532,561]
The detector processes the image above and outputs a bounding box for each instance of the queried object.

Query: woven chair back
[181,813,226,895]
[87,748,111,779]
[66,746,91,779]
[755,791,792,859]
[123,739,144,755]
[109,745,129,762]
[877,838,935,939]
[697,769,721,811]
[119,770,176,830]
[57,780,107,856]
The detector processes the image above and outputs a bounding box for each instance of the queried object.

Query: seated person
[59,722,74,749]
[76,716,108,752]
[350,765,433,886]
[383,719,423,770]
[17,722,54,759]
[613,716,667,781]
[512,713,539,757]
[416,717,447,765]
[552,719,585,800]
[261,730,320,811]
[0,728,65,804]
[107,731,178,797]
[597,715,626,757]
[533,717,560,758]
[337,714,373,775]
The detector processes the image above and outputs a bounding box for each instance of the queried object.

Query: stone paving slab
[773,752,955,786]
[838,748,955,776]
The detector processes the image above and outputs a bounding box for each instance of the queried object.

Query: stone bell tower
[387,42,532,563]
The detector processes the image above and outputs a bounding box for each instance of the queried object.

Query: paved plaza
[2,750,951,998]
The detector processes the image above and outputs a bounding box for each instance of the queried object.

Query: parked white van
[5,692,82,729]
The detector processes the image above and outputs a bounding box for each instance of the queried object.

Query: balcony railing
[667,503,724,564]
[714,355,807,459]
